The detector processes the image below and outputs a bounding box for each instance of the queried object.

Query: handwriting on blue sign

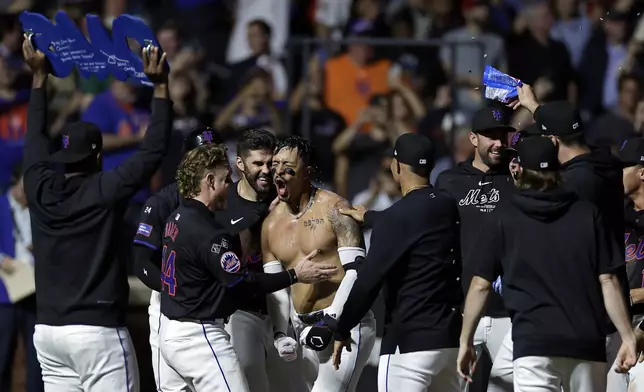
[19,11,166,87]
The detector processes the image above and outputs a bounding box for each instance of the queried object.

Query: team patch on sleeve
[220,251,241,273]
[137,223,153,237]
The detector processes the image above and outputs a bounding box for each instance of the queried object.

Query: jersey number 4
[161,245,177,296]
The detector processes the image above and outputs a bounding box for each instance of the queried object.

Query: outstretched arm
[326,198,365,319]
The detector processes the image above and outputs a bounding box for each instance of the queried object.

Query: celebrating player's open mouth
[274,175,289,199]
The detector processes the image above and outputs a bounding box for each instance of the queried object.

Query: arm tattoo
[328,199,364,248]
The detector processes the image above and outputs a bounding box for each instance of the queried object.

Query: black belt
[298,310,325,326]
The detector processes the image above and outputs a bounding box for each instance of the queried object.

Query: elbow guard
[339,247,366,272]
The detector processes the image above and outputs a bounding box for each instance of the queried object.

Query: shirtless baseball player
[261,135,376,392]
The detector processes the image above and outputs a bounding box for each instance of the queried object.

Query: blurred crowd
[2,0,644,259]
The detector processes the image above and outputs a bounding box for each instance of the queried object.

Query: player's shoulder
[145,183,180,211]
[316,189,350,209]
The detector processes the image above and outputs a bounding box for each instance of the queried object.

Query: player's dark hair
[177,145,229,199]
[556,131,587,148]
[515,169,563,192]
[274,135,312,166]
[248,19,272,37]
[237,128,275,158]
[410,166,431,178]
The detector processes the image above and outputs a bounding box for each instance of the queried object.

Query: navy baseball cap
[534,101,581,136]
[393,133,435,170]
[50,122,103,164]
[183,127,224,152]
[471,107,515,134]
[618,138,644,167]
[516,136,559,171]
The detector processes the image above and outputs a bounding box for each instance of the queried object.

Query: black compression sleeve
[134,245,162,291]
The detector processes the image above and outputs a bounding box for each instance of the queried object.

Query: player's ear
[305,165,313,179]
[469,132,478,148]
[638,166,644,181]
[205,172,215,189]
[235,155,244,173]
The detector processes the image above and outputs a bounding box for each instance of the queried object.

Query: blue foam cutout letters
[19,11,166,86]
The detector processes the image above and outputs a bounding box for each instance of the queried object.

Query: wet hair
[176,144,229,199]
[237,128,276,158]
[274,135,312,166]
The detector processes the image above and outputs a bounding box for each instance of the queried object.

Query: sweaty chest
[270,215,336,263]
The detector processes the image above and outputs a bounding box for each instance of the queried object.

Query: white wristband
[338,247,365,267]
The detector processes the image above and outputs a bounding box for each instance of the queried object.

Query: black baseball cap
[393,133,435,170]
[510,123,542,147]
[534,101,581,137]
[471,107,515,134]
[516,136,559,171]
[618,137,644,167]
[50,122,103,164]
[183,127,224,152]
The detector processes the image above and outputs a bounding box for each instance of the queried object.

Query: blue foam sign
[19,11,166,86]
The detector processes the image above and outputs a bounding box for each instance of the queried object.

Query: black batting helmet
[183,127,224,152]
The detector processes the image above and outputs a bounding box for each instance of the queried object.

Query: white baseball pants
[377,347,460,392]
[33,324,139,392]
[513,356,607,392]
[488,325,514,392]
[149,291,189,392]
[293,309,376,392]
[628,361,644,392]
[226,310,307,392]
[160,315,248,392]
[473,316,511,363]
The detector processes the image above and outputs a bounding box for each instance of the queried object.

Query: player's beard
[242,165,272,197]
[479,145,503,167]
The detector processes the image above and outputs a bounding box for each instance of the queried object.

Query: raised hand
[141,46,168,85]
[293,249,338,283]
[22,34,48,76]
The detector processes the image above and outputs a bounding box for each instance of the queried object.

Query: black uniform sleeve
[132,195,167,291]
[202,235,295,294]
[97,98,172,204]
[467,217,503,282]
[333,211,409,339]
[562,168,600,204]
[363,210,380,229]
[23,88,55,197]
[595,211,625,275]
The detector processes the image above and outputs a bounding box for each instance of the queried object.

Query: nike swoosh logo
[230,217,244,225]
[478,181,492,186]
